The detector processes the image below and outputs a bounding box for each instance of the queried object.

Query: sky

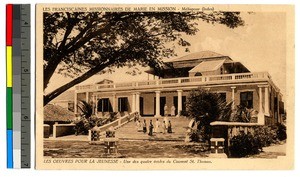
[45,12,287,99]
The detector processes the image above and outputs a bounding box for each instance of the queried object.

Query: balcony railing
[75,72,273,91]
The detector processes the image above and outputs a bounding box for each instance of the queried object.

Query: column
[95,95,99,114]
[177,90,183,116]
[258,86,264,125]
[112,93,116,112]
[85,92,89,103]
[132,93,136,112]
[92,95,95,114]
[155,91,161,117]
[136,92,140,114]
[277,92,280,123]
[231,86,236,109]
[74,91,78,115]
[264,86,270,116]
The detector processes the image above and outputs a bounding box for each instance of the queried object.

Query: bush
[229,133,262,157]
[74,112,119,135]
[179,110,189,117]
[187,129,201,142]
[229,124,287,157]
[74,115,102,135]
[254,126,278,146]
[276,123,287,141]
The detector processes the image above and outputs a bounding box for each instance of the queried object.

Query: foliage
[74,113,119,135]
[187,129,201,142]
[229,132,261,158]
[254,126,278,147]
[229,124,287,157]
[77,100,93,119]
[276,123,287,141]
[74,100,118,135]
[179,110,189,117]
[230,105,258,122]
[185,88,232,142]
[43,12,244,105]
[73,115,100,135]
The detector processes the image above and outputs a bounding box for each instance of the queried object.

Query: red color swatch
[6,4,13,46]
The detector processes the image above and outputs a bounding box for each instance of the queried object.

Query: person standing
[148,120,154,136]
[142,119,147,133]
[136,120,143,132]
[167,120,172,133]
[155,119,161,133]
[171,105,176,116]
[163,116,168,126]
[162,121,167,134]
[164,104,168,116]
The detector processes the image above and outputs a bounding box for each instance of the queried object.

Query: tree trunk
[44,63,110,106]
[44,54,64,90]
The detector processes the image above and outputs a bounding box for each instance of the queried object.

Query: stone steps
[115,116,191,141]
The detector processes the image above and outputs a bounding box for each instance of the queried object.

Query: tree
[43,11,244,105]
[185,88,232,141]
[74,100,118,135]
[77,100,93,119]
[230,104,258,122]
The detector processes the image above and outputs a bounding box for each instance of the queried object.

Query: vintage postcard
[36,4,295,170]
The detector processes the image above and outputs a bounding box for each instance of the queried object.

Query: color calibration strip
[6,4,31,169]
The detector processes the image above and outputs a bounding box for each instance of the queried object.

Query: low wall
[53,123,76,138]
[44,124,50,138]
[210,121,263,154]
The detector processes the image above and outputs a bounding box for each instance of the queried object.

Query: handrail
[96,111,137,133]
[76,72,273,91]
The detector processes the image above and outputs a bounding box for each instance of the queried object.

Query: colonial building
[73,51,284,125]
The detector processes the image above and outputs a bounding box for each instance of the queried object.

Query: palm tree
[77,100,93,120]
[74,100,94,135]
[185,88,232,142]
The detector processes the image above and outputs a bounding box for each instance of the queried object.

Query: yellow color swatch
[6,46,12,87]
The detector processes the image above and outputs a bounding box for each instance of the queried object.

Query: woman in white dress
[155,119,161,133]
[162,121,167,134]
[136,120,143,132]
[164,104,168,116]
[171,105,176,116]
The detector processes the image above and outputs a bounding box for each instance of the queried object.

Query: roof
[51,90,74,102]
[44,104,75,122]
[167,51,226,63]
[95,79,113,84]
[189,59,226,73]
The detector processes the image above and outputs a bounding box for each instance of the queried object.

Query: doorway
[139,97,144,116]
[154,97,166,116]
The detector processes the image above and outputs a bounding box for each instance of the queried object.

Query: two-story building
[73,51,284,125]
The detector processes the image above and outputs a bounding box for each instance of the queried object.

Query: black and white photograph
[35,4,294,170]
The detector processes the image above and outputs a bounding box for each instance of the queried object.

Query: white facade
[72,51,284,125]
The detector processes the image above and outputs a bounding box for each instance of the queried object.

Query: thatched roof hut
[44,104,75,122]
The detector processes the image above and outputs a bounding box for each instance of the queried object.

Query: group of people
[164,104,176,116]
[136,118,172,136]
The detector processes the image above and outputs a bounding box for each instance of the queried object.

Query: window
[240,92,253,108]
[118,97,129,112]
[98,98,112,112]
[195,72,202,76]
[68,102,74,112]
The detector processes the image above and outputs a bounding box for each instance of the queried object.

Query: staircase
[115,116,191,141]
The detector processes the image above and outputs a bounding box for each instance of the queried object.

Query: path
[250,143,286,158]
